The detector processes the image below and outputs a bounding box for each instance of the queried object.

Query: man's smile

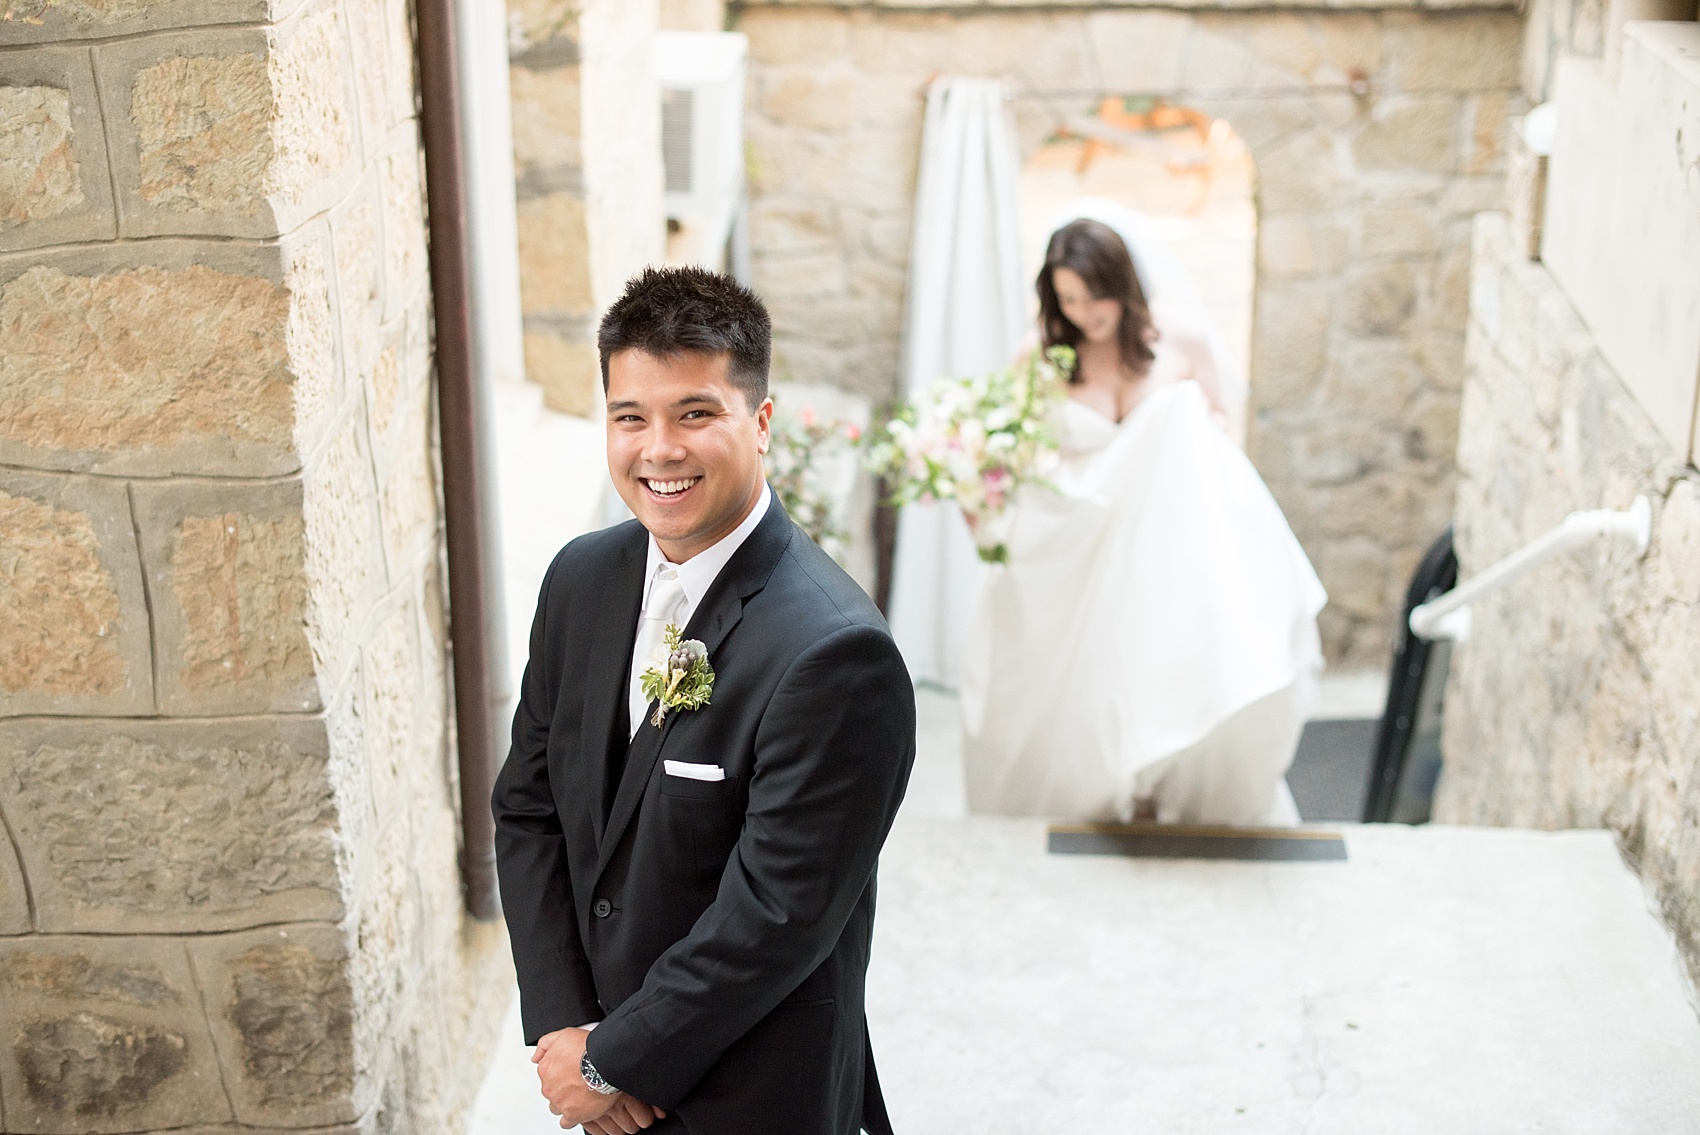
[642,476,702,500]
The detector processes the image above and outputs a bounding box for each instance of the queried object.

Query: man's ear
[755,396,774,455]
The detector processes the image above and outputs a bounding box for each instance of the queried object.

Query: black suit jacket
[492,497,915,1135]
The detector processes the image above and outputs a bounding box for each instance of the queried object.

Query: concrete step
[867,815,1700,1133]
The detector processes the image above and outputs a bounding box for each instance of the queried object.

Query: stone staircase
[469,686,1700,1133]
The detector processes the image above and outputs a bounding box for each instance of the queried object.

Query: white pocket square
[663,760,726,782]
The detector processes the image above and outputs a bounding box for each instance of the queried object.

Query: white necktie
[629,566,687,737]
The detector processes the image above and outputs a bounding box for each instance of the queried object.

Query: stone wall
[736,1,1525,666]
[1436,214,1700,990]
[508,0,664,417]
[0,0,512,1130]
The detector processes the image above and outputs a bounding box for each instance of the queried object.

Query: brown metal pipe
[415,0,501,921]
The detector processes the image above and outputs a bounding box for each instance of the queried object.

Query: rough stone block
[0,936,231,1133]
[1353,95,1459,173]
[1462,90,1515,176]
[517,191,594,315]
[1256,128,1343,212]
[1249,280,1331,401]
[742,10,849,66]
[508,0,580,55]
[188,923,357,1128]
[1361,206,1436,256]
[0,48,116,253]
[1657,480,1700,608]
[509,62,584,173]
[846,11,956,75]
[130,478,318,717]
[343,0,399,152]
[760,69,855,132]
[379,0,419,132]
[96,0,360,240]
[0,716,343,934]
[524,331,602,417]
[378,387,440,581]
[1258,214,1320,276]
[380,144,429,321]
[1344,261,1419,335]
[361,604,424,833]
[1180,19,1308,93]
[0,0,278,46]
[0,471,153,718]
[331,178,384,383]
[0,238,332,477]
[1384,10,1523,91]
[301,416,386,684]
[0,824,30,934]
[346,811,421,1103]
[1085,11,1190,92]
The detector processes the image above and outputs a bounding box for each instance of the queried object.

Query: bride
[960,216,1327,826]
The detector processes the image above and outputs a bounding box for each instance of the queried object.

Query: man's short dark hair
[598,266,772,410]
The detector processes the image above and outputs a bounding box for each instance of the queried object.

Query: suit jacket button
[593,898,612,918]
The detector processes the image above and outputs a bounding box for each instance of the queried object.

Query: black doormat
[1288,718,1378,822]
[1048,822,1348,861]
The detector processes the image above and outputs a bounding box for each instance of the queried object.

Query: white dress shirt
[626,484,771,738]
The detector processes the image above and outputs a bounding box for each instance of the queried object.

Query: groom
[493,266,915,1134]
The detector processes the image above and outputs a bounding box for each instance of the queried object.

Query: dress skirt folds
[960,381,1327,825]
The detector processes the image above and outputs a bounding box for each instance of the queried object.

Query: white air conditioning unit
[656,31,748,278]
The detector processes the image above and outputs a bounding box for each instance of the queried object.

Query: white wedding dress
[960,378,1327,826]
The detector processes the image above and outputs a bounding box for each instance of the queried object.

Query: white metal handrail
[1409,497,1652,642]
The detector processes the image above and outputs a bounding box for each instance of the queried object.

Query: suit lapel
[594,497,796,879]
[578,526,646,848]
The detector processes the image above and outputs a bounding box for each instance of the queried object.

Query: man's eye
[683,410,712,420]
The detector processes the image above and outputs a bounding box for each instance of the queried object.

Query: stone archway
[737,1,1524,667]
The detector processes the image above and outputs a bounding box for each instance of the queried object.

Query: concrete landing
[867,817,1700,1133]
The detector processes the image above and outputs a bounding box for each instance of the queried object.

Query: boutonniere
[639,625,715,728]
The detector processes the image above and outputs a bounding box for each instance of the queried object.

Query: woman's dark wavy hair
[1036,219,1157,381]
[598,265,772,410]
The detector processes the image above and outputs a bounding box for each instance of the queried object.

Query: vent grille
[661,88,694,194]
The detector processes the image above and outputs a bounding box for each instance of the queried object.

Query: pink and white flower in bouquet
[866,346,1073,563]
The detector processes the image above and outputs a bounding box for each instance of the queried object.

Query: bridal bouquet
[866,346,1072,564]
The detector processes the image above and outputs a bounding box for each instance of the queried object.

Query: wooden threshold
[1047,821,1348,862]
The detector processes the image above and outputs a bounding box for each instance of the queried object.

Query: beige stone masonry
[738,3,1524,665]
[746,0,1516,8]
[0,471,154,718]
[1439,213,1700,989]
[0,823,29,934]
[0,0,297,46]
[506,0,661,416]
[94,0,362,240]
[187,922,355,1128]
[300,413,388,690]
[0,0,519,1127]
[0,936,232,1133]
[130,478,317,716]
[0,236,340,478]
[0,47,117,252]
[0,716,343,934]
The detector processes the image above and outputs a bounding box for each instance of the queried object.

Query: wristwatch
[580,1052,620,1096]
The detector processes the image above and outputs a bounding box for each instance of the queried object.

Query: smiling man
[492,267,915,1135]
